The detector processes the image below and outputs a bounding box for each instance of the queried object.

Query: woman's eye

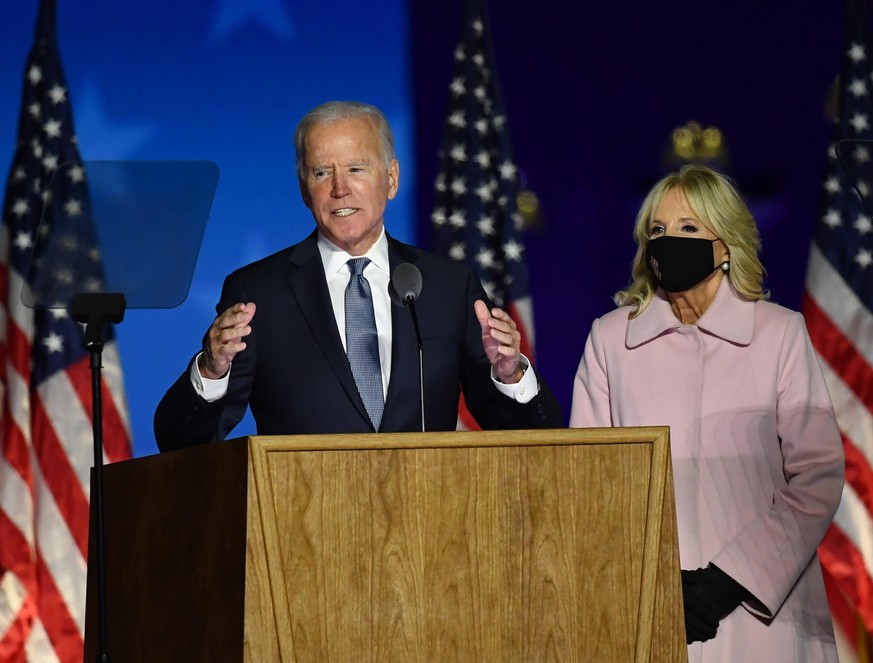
[650,226,664,236]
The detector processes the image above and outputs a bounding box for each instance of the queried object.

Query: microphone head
[389,262,423,305]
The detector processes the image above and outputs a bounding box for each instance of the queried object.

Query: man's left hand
[474,299,524,384]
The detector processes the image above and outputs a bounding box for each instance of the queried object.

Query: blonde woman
[570,165,844,661]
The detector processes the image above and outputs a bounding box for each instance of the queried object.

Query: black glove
[681,564,747,644]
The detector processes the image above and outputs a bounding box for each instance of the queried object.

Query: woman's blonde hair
[616,164,767,315]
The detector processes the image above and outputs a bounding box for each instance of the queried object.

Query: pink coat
[570,279,844,662]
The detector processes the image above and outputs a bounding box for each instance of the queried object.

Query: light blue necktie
[345,258,384,430]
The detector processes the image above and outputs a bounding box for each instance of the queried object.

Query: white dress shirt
[318,230,392,399]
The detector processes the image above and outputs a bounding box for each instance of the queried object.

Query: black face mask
[645,236,725,293]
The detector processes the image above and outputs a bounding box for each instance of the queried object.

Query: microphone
[389,263,425,432]
[388,262,422,305]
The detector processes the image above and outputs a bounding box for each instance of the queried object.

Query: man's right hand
[198,302,256,379]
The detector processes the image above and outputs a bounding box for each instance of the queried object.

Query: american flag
[803,0,873,651]
[0,1,131,660]
[431,0,535,429]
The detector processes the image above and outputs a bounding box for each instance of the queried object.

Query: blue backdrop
[0,0,844,456]
[1,0,415,456]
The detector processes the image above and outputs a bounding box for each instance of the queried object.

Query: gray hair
[294,101,396,182]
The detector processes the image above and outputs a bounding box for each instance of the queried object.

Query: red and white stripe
[804,243,873,653]
[0,226,131,658]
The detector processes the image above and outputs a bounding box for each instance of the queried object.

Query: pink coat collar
[625,278,756,348]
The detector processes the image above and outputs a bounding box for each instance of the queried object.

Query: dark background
[413,1,841,418]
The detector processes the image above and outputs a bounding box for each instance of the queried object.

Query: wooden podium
[84,427,686,662]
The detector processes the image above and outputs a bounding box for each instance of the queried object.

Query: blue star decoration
[208,0,297,43]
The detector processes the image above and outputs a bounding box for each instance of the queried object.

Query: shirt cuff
[491,355,539,404]
[191,352,230,402]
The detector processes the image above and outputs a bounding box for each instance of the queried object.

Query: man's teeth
[334,208,356,217]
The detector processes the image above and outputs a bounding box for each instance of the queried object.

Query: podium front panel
[85,428,685,662]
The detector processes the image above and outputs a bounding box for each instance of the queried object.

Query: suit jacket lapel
[285,231,372,427]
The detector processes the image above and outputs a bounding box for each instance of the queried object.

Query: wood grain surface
[84,428,685,662]
[244,428,685,662]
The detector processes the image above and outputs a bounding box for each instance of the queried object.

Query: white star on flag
[476,215,495,235]
[14,232,33,251]
[41,331,64,353]
[42,153,58,171]
[475,183,493,202]
[48,84,66,104]
[43,119,62,138]
[823,208,843,227]
[12,199,29,217]
[498,160,517,180]
[63,198,82,217]
[851,112,870,131]
[476,248,496,268]
[503,239,523,261]
[67,164,85,182]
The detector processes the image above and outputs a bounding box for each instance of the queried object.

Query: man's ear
[299,179,311,208]
[387,159,400,200]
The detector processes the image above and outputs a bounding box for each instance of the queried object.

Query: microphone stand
[70,292,126,663]
[404,296,425,432]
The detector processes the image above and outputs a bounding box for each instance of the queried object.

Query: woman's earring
[721,261,730,271]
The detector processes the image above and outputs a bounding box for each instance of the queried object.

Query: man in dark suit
[154,101,561,451]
